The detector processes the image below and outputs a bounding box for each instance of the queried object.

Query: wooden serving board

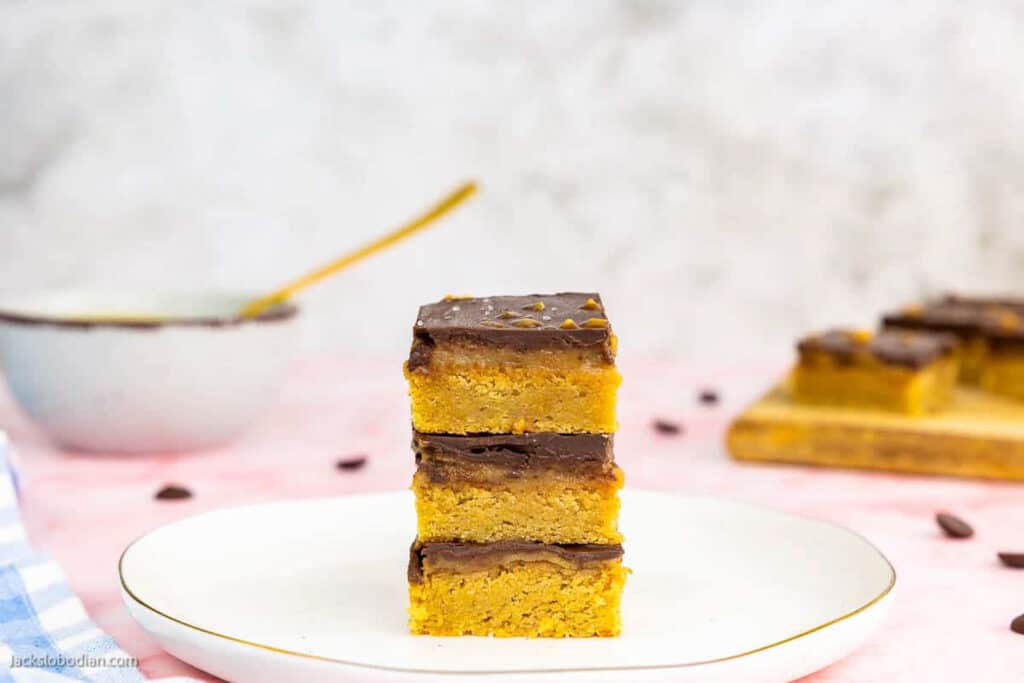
[727,382,1024,481]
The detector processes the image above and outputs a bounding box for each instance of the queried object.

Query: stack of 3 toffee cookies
[403,292,627,637]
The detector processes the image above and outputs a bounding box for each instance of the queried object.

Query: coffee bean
[935,512,973,539]
[999,552,1024,568]
[1011,614,1024,635]
[336,456,368,471]
[652,419,684,435]
[155,485,192,501]
[698,388,720,405]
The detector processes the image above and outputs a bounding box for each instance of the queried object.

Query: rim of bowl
[0,292,299,330]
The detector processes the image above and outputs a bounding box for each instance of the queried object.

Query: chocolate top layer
[407,541,624,583]
[939,294,1024,348]
[407,293,612,370]
[882,303,991,335]
[884,299,1024,347]
[414,432,612,474]
[980,309,1024,350]
[941,293,1024,311]
[798,329,957,368]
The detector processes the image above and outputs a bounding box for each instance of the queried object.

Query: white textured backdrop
[2,1,1024,359]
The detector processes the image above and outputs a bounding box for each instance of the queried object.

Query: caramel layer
[414,431,614,483]
[408,540,624,583]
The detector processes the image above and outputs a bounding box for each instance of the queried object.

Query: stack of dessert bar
[789,293,1024,414]
[403,293,627,637]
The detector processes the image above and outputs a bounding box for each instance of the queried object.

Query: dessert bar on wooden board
[791,329,958,415]
[729,294,1024,481]
[404,293,627,637]
[882,294,1024,394]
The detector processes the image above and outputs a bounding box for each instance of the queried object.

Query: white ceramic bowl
[0,290,300,453]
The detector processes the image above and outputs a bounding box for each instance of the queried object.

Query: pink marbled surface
[4,355,1024,681]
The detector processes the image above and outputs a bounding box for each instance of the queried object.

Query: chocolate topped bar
[404,290,628,638]
[798,329,957,369]
[408,540,624,583]
[408,293,613,370]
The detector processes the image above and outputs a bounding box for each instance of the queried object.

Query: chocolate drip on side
[408,540,425,583]
[406,335,434,372]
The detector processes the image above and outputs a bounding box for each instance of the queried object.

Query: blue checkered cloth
[0,433,194,683]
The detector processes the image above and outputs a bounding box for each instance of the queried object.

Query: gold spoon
[239,180,478,318]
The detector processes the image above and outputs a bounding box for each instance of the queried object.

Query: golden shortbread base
[412,466,624,544]
[790,353,957,415]
[405,360,621,434]
[956,336,988,384]
[409,559,627,637]
[980,354,1024,401]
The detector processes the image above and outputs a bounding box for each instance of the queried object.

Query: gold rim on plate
[118,494,896,675]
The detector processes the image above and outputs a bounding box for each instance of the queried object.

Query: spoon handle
[240,180,478,318]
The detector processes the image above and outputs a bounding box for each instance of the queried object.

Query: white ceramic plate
[120,491,894,683]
